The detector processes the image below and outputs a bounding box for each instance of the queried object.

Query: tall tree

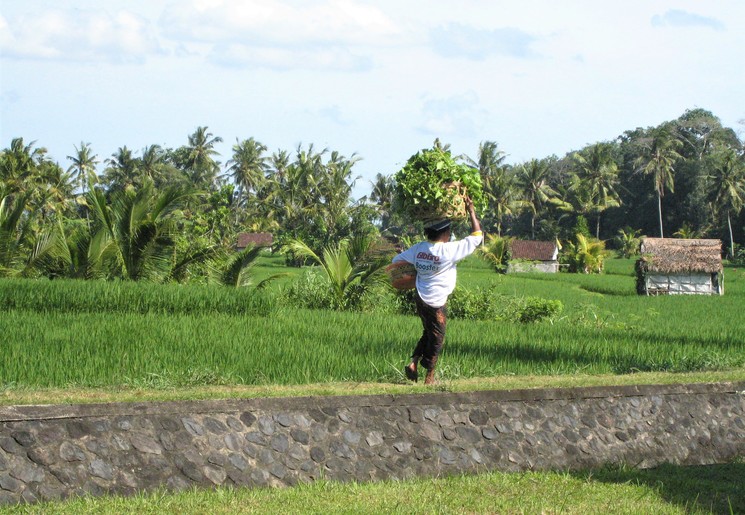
[226,137,268,207]
[369,173,395,231]
[184,126,223,188]
[462,140,507,177]
[102,146,138,192]
[633,126,682,238]
[708,147,745,258]
[572,142,621,238]
[66,142,99,193]
[516,158,558,239]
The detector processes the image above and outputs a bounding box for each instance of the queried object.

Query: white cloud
[0,9,162,63]
[431,23,539,60]
[158,0,400,70]
[651,9,725,31]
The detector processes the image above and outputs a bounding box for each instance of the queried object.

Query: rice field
[1,257,743,390]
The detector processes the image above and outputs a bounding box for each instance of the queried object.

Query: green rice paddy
[1,257,743,390]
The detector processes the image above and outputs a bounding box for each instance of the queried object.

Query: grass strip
[2,461,742,514]
[2,369,744,406]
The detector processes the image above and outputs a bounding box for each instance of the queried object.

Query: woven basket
[408,181,468,225]
[385,262,416,290]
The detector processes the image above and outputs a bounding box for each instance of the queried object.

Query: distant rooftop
[510,240,558,261]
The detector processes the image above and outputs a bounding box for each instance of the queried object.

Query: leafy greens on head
[393,146,486,223]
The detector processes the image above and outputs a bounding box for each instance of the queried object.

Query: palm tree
[615,227,642,258]
[226,137,268,206]
[102,146,138,192]
[283,233,389,310]
[369,173,395,230]
[1,138,47,196]
[477,233,513,272]
[137,145,168,186]
[484,169,523,236]
[184,126,223,188]
[563,233,608,274]
[707,147,745,258]
[35,160,75,218]
[321,151,360,240]
[516,158,558,239]
[66,142,99,193]
[463,140,507,177]
[633,126,683,238]
[87,181,195,281]
[572,143,621,238]
[0,193,64,278]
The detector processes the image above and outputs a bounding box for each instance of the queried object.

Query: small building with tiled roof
[507,240,559,273]
[236,232,274,250]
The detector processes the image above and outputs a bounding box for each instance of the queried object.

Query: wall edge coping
[1,381,743,422]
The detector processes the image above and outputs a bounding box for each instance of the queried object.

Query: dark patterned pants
[412,293,447,370]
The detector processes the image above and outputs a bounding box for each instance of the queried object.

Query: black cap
[425,219,451,231]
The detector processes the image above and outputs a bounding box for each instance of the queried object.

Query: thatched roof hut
[636,238,723,295]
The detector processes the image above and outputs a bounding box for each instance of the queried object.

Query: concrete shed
[507,240,560,273]
[236,232,274,251]
[636,238,723,295]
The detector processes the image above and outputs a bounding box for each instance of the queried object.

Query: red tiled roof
[510,240,557,261]
[236,232,274,249]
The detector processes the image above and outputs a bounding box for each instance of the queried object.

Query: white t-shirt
[392,231,483,308]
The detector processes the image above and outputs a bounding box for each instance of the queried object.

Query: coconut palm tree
[1,138,48,197]
[137,144,169,186]
[572,142,621,238]
[102,146,138,192]
[369,173,395,230]
[633,126,683,238]
[0,193,64,278]
[516,158,558,239]
[615,227,642,258]
[477,233,513,272]
[462,140,507,177]
[184,126,223,188]
[226,137,268,207]
[87,181,195,281]
[563,233,608,274]
[283,232,389,310]
[66,142,99,193]
[707,147,745,258]
[484,169,523,236]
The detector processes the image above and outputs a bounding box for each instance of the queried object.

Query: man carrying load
[392,197,482,384]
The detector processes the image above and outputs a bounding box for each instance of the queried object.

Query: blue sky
[2,1,744,199]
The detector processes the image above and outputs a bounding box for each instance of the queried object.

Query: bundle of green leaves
[393,147,486,224]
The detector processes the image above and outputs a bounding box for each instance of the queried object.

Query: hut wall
[507,261,559,274]
[645,273,719,295]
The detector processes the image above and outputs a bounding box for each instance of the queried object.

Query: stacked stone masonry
[1,382,744,505]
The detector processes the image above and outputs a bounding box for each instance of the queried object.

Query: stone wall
[1,382,744,505]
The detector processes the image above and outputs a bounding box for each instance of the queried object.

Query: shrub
[477,234,512,273]
[447,286,562,323]
[509,297,563,323]
[615,227,642,258]
[561,233,609,273]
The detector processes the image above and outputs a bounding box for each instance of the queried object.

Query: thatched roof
[510,240,558,261]
[638,238,722,274]
[236,232,274,249]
